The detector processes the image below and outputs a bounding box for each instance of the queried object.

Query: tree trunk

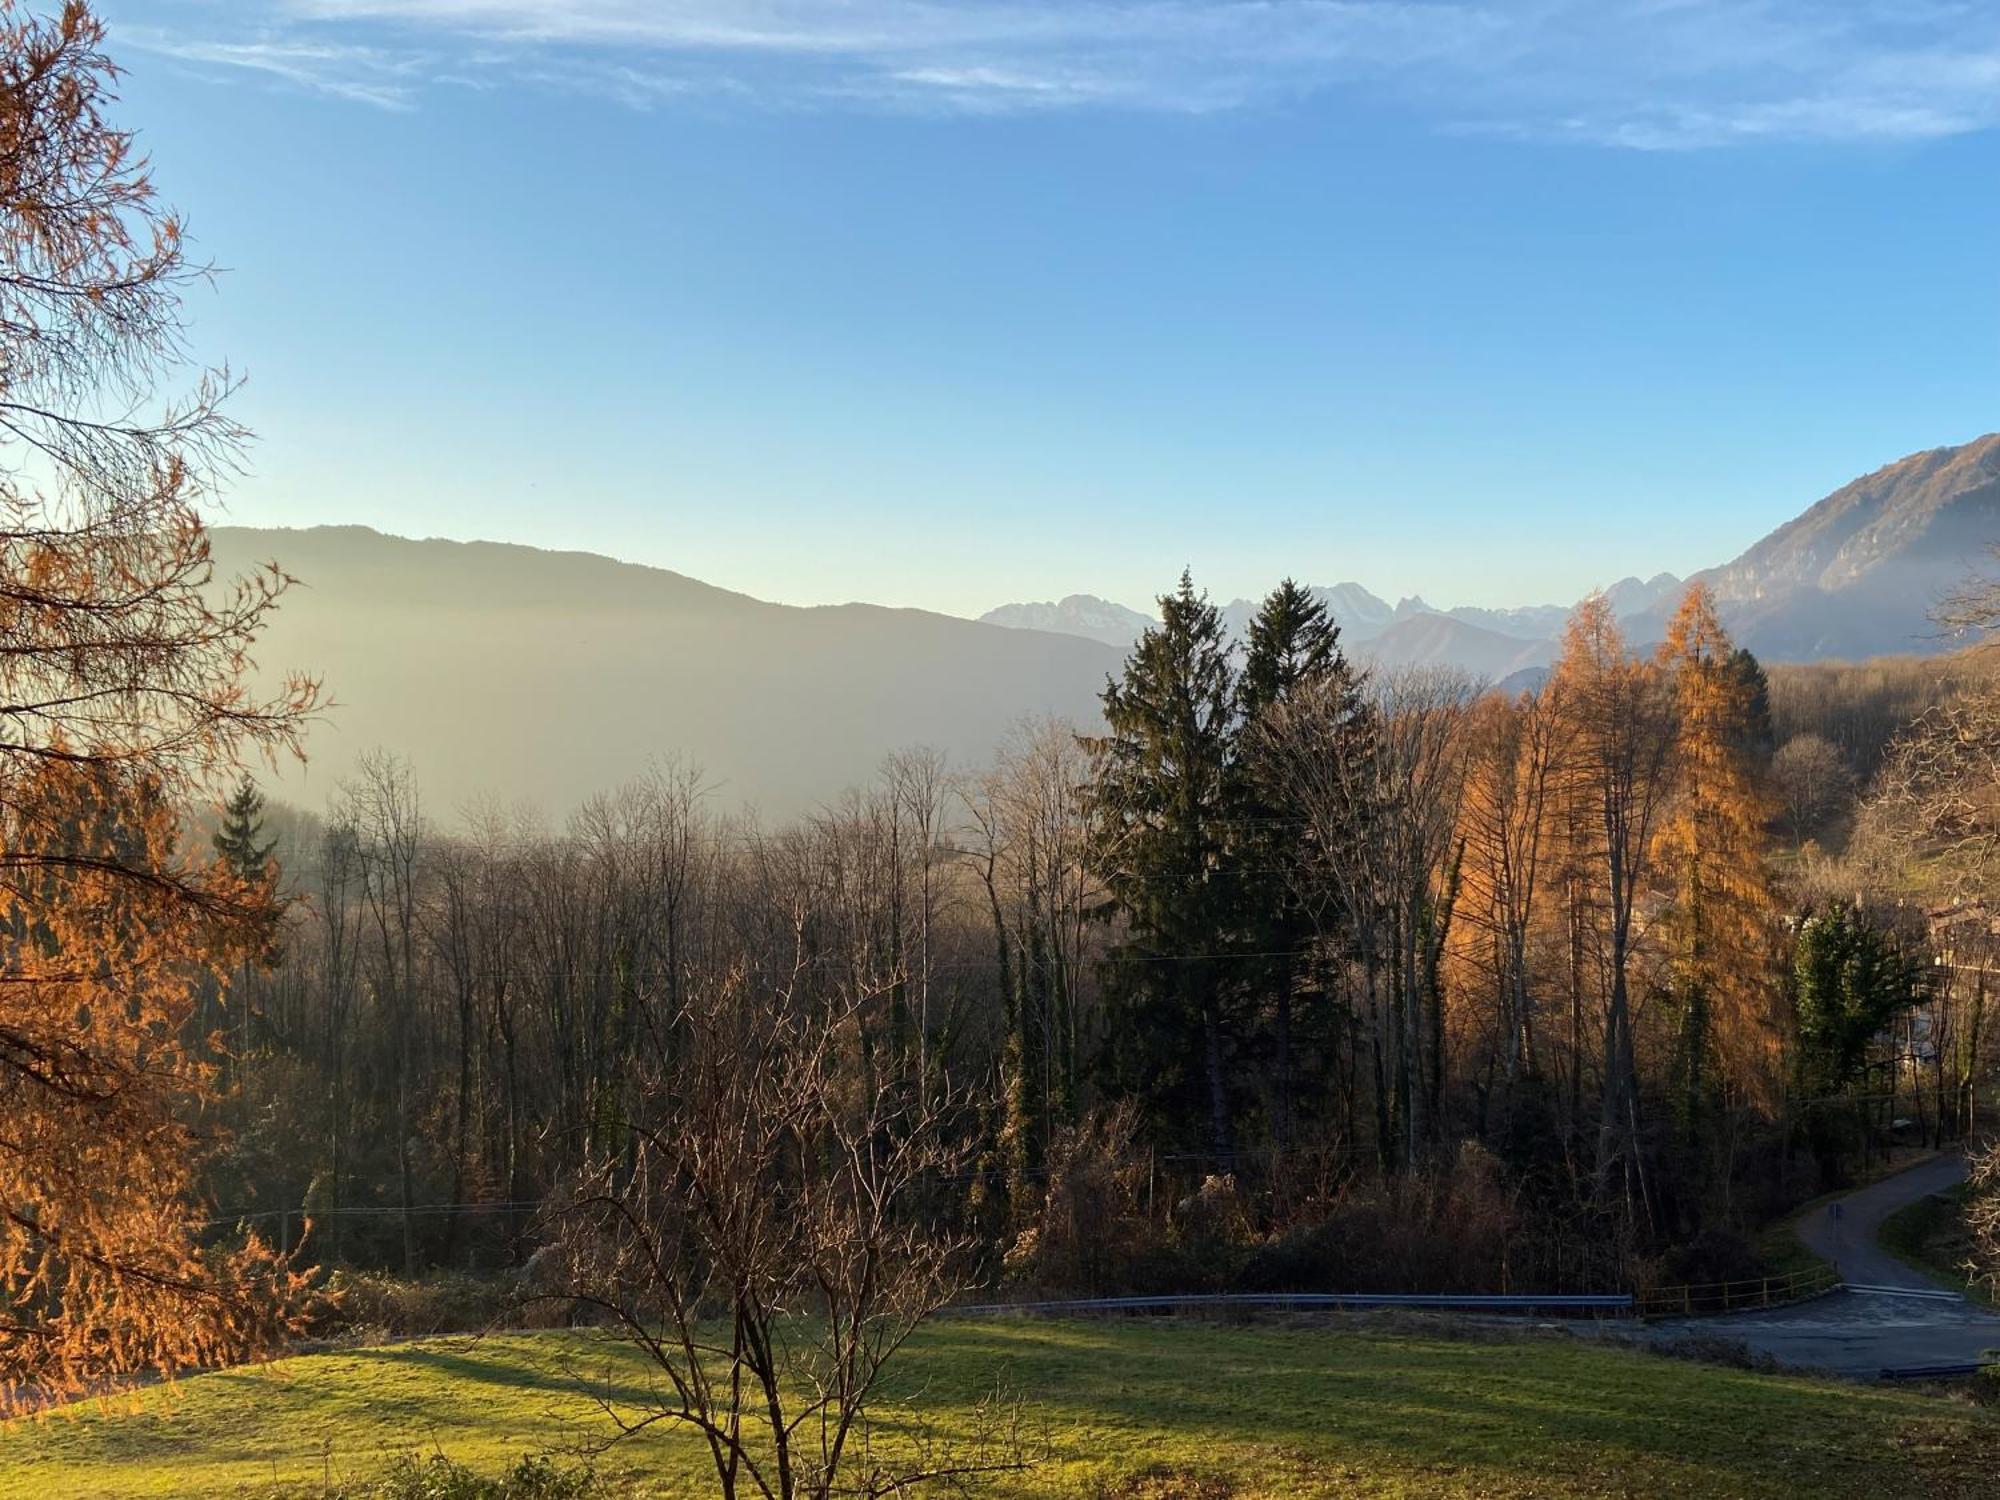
[1204,1003,1232,1164]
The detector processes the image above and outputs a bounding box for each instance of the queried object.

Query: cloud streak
[121,1,2000,145]
[124,27,426,109]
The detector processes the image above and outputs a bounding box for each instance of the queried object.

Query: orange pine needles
[0,1,319,1407]
[0,765,309,1410]
[1653,584,1783,1112]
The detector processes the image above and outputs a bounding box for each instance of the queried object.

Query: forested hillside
[197,571,2000,1314]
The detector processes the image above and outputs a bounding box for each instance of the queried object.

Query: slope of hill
[1361,612,1556,677]
[1680,435,2000,661]
[10,1320,1993,1500]
[210,527,1118,817]
[1712,436,2000,597]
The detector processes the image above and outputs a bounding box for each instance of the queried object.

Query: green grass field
[5,1319,1995,1499]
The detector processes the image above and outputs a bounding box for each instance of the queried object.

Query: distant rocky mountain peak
[979,435,2000,672]
[982,570,1682,671]
[976,594,1155,650]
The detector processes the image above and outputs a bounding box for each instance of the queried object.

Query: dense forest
[192,580,1999,1302]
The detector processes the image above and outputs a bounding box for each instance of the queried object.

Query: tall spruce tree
[211,775,282,1062]
[1239,580,1343,718]
[214,774,276,882]
[1727,646,1776,764]
[1235,580,1358,1150]
[1089,572,1241,1157]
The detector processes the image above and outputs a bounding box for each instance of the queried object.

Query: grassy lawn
[4,1318,1996,1499]
[1881,1186,1995,1306]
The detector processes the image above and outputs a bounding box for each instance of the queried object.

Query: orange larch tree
[1545,593,1676,1212]
[1653,585,1781,1143]
[0,2,318,1407]
[1453,688,1562,1118]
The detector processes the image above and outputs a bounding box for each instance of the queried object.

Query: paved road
[1607,1155,2000,1379]
[1796,1152,1970,1289]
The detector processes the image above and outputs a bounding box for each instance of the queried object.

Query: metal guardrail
[1842,1282,1964,1301]
[952,1272,1861,1322]
[945,1291,1635,1318]
[1880,1359,1997,1381]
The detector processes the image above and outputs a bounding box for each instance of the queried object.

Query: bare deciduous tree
[1969,1139,2000,1296]
[1868,692,2000,897]
[1456,688,1561,1104]
[1253,667,1468,1169]
[963,718,1099,1210]
[1771,733,1853,844]
[336,751,424,1274]
[544,970,1021,1500]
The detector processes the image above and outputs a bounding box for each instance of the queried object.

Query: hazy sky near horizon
[109,1,2000,616]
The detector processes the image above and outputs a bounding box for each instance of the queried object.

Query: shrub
[1240,1143,1524,1294]
[1006,1103,1157,1293]
[1969,1140,2000,1296]
[312,1269,529,1338]
[331,1454,602,1499]
[1641,1229,1765,1294]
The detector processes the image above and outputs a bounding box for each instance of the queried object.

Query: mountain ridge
[981,436,2000,670]
[213,435,2000,816]
[208,525,1120,819]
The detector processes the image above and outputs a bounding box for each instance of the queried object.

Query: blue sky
[107,1,2000,616]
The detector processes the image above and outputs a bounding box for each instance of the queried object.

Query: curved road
[1632,1154,2000,1379]
[1796,1152,1972,1290]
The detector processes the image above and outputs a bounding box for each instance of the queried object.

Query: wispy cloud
[118,1,2000,145]
[123,27,426,110]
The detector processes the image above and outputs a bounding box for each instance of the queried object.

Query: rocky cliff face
[1707,435,2000,600]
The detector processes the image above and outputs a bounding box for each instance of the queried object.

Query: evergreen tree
[214,774,277,883]
[1238,580,1342,719]
[1793,901,1928,1100]
[1235,580,1359,1150]
[1727,646,1776,764]
[1089,572,1240,1157]
[211,775,283,1058]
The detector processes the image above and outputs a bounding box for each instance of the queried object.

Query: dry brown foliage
[1653,585,1783,1112]
[1969,1140,2000,1296]
[0,1,319,1407]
